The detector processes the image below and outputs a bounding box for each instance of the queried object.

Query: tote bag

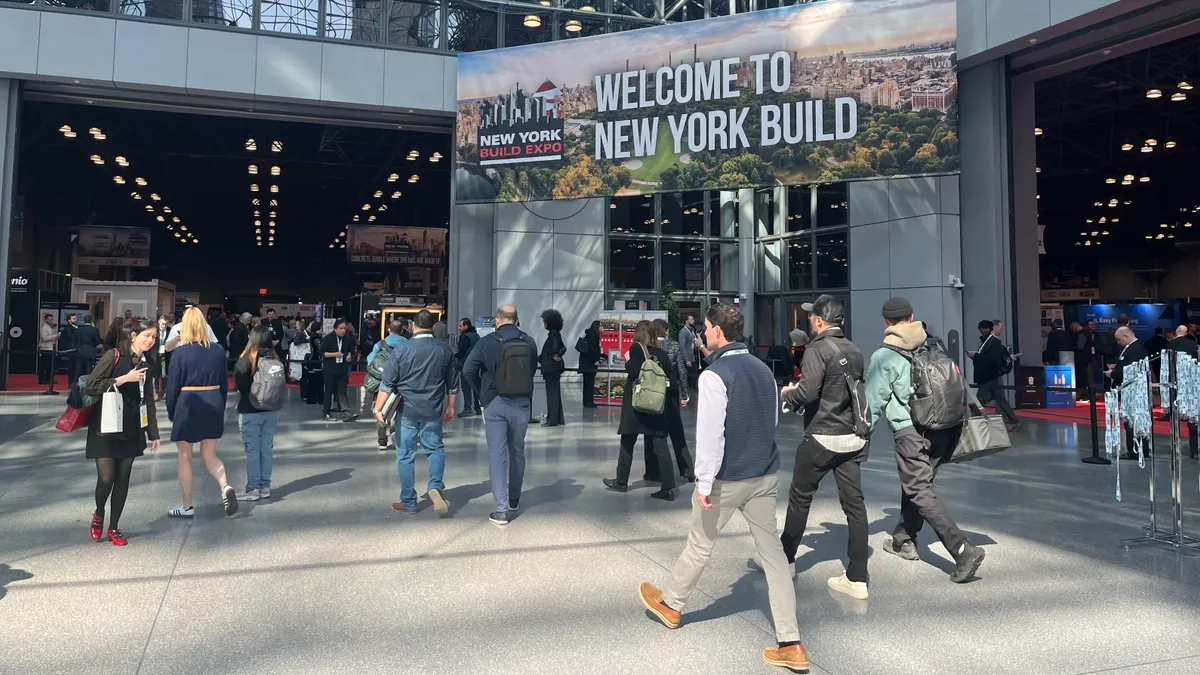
[100,384,125,435]
[951,414,1010,463]
[55,406,93,433]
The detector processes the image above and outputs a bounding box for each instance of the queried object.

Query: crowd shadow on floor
[0,564,33,601]
[428,477,586,519]
[269,467,355,502]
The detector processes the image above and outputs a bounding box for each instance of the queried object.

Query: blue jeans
[238,410,279,491]
[484,396,530,514]
[396,415,446,510]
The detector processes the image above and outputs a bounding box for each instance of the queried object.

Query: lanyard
[717,348,749,359]
[335,336,343,353]
[1119,342,1131,360]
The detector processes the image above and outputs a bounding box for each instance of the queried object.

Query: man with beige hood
[866,297,986,584]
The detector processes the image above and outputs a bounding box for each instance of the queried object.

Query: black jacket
[577,328,602,374]
[77,324,103,360]
[540,329,566,377]
[781,327,863,436]
[58,323,80,353]
[618,343,668,436]
[1167,335,1199,360]
[1145,334,1170,362]
[228,323,249,359]
[455,329,480,367]
[1045,328,1074,364]
[973,333,1010,384]
[1111,340,1148,387]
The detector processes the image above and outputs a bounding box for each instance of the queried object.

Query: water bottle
[540,410,547,424]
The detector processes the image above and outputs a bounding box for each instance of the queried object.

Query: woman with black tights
[603,320,677,501]
[86,318,160,546]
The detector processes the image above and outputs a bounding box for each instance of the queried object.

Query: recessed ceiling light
[135,177,147,186]
[271,140,283,152]
[1147,138,1158,146]
[374,190,383,198]
[115,156,128,167]
[388,173,399,182]
[163,206,171,213]
[1142,145,1153,153]
[180,225,188,231]
[113,176,125,184]
[145,205,153,212]
[251,184,259,192]
[270,166,280,176]
[254,220,261,227]
[1172,91,1187,101]
[378,204,387,212]
[1147,88,1163,99]
[353,215,360,222]
[90,154,103,164]
[252,198,260,206]
[172,217,180,223]
[1106,178,1116,184]
[1181,81,1194,91]
[156,216,165,222]
[369,215,376,222]
[246,138,257,151]
[150,193,161,201]
[1166,140,1178,148]
[59,124,72,134]
[392,191,401,199]
[1121,143,1133,151]
[269,221,275,228]
[1139,176,1150,183]
[270,185,278,193]
[131,192,142,200]
[362,204,371,210]
[269,200,278,207]
[1034,127,1042,136]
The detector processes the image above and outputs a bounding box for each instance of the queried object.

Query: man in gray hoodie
[866,297,985,584]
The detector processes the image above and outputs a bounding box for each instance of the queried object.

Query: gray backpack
[250,355,287,411]
[883,341,968,430]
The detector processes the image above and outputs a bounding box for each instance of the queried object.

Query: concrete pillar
[1010,73,1042,361]
[738,188,756,341]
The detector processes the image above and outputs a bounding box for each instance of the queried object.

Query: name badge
[140,404,149,429]
[335,353,344,364]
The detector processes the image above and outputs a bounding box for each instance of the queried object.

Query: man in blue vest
[638,303,808,674]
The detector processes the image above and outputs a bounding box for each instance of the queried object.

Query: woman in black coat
[85,318,160,546]
[603,320,676,500]
[578,320,602,408]
[540,309,567,427]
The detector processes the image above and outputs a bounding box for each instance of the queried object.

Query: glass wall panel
[755,188,774,237]
[120,0,182,19]
[503,8,552,47]
[326,0,384,41]
[610,195,653,234]
[661,241,706,292]
[760,240,781,292]
[260,0,320,34]
[816,232,849,289]
[709,190,738,238]
[387,0,441,48]
[787,237,812,290]
[710,242,739,293]
[192,0,253,26]
[815,183,848,228]
[43,0,112,13]
[610,238,655,289]
[661,191,704,237]
[785,185,809,232]
[447,0,497,52]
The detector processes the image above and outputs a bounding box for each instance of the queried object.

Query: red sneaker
[90,512,104,541]
[107,528,127,546]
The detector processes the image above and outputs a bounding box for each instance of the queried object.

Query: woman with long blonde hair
[165,307,237,518]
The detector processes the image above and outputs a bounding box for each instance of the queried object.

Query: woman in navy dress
[166,307,238,518]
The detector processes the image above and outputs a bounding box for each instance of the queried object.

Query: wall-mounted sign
[456,0,958,203]
[77,226,151,267]
[346,226,447,266]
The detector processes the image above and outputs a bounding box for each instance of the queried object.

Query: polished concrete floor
[3,384,1200,675]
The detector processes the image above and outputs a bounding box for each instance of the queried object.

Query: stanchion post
[1082,383,1111,465]
[42,345,61,396]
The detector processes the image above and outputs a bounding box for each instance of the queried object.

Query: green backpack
[631,343,667,415]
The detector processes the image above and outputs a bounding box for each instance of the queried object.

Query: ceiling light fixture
[353,215,360,222]
[145,205,153,212]
[1167,140,1178,148]
[246,138,257,151]
[270,185,278,193]
[163,206,171,213]
[1142,145,1153,153]
[150,193,161,201]
[1147,88,1163,99]
[156,216,165,222]
[1034,127,1043,136]
[1172,91,1187,101]
[271,140,283,152]
[1181,81,1194,91]
[374,190,383,198]
[388,173,399,182]
[131,192,142,200]
[249,165,258,174]
[362,203,371,211]
[1121,143,1133,151]
[271,166,280,176]
[252,198,260,206]
[1139,176,1150,183]
[1147,138,1158,146]
[392,191,401,199]
[113,176,125,184]
[378,204,387,212]
[251,184,259,192]
[172,217,180,223]
[115,156,128,167]
[1106,178,1116,184]
[90,154,103,164]
[369,215,376,222]
[135,177,147,186]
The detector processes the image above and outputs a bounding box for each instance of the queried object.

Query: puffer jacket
[658,336,691,400]
[781,327,865,435]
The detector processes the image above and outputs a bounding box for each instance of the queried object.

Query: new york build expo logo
[476,80,566,167]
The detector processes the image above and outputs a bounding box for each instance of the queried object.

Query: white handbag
[100,384,124,435]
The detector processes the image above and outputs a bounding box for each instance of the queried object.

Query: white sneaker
[168,505,194,518]
[222,485,239,516]
[377,443,389,453]
[236,489,261,502]
[827,573,868,600]
[258,487,271,499]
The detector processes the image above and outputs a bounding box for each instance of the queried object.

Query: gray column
[449,203,496,323]
[958,59,1012,380]
[738,188,756,340]
[1010,73,1042,361]
[0,79,18,390]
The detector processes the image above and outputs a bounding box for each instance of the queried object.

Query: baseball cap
[801,294,845,325]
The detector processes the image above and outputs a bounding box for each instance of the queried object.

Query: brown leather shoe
[390,502,418,515]
[638,582,680,629]
[762,644,809,673]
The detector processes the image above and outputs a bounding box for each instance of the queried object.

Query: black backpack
[827,339,872,438]
[884,340,968,430]
[492,333,535,397]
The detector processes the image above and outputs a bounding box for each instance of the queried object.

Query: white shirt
[165,322,218,352]
[39,323,58,351]
[693,348,779,497]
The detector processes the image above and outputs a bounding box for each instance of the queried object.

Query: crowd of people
[69,296,1001,673]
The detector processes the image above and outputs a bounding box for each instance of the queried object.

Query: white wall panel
[114,21,188,90]
[552,198,606,235]
[849,221,890,291]
[554,290,604,369]
[491,289,554,349]
[494,231,554,290]
[320,42,384,107]
[495,202,553,233]
[383,49,447,112]
[848,180,889,227]
[37,12,116,82]
[0,8,41,77]
[255,35,322,101]
[186,28,257,94]
[552,234,604,292]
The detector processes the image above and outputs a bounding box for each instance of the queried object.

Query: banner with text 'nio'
[455,0,956,203]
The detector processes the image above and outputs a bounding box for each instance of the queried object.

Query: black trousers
[780,436,869,583]
[647,389,693,480]
[323,369,347,415]
[618,434,674,491]
[976,379,1019,424]
[582,371,596,406]
[38,350,54,384]
[892,426,966,555]
[544,373,564,425]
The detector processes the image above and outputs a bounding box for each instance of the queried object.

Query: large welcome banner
[455,0,956,203]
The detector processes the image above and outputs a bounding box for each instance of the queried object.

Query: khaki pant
[663,474,800,643]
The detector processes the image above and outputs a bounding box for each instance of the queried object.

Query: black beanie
[881,297,913,320]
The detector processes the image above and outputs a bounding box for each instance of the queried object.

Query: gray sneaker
[236,489,260,502]
[883,537,920,561]
[258,487,271,500]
